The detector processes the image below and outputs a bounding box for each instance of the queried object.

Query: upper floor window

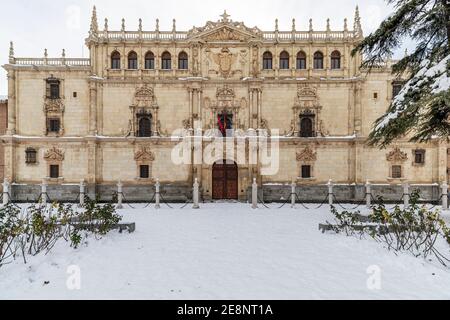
[414,149,426,165]
[161,52,172,70]
[46,78,60,99]
[393,81,404,98]
[145,51,155,70]
[330,51,341,69]
[25,148,37,164]
[47,118,61,133]
[111,51,121,69]
[314,52,324,69]
[279,51,290,69]
[128,51,138,69]
[296,51,307,70]
[137,115,152,137]
[300,116,315,138]
[178,52,188,70]
[263,52,273,70]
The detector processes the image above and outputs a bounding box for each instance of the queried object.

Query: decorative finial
[62,49,66,58]
[354,5,363,37]
[121,18,125,32]
[309,18,313,32]
[344,18,348,32]
[156,19,160,32]
[104,18,108,32]
[138,18,142,32]
[292,18,296,32]
[172,19,176,32]
[405,48,408,57]
[44,48,48,58]
[220,10,230,23]
[275,19,279,32]
[326,18,331,32]
[90,6,98,34]
[9,41,14,61]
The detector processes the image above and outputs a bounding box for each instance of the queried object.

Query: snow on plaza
[1,203,450,300]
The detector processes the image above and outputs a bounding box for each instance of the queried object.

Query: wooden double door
[212,162,238,200]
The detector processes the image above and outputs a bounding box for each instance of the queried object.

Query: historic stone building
[1,7,445,202]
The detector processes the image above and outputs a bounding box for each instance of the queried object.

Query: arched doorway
[212,161,238,200]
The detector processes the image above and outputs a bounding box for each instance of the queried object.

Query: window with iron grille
[46,78,60,99]
[140,165,150,179]
[48,118,61,133]
[392,165,402,179]
[50,165,59,179]
[301,165,312,179]
[414,150,425,165]
[25,148,37,164]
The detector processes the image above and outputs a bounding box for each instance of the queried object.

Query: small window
[137,116,152,137]
[373,92,378,99]
[392,165,402,179]
[140,165,150,179]
[162,52,172,70]
[313,52,324,69]
[50,165,60,179]
[145,52,155,70]
[73,92,77,98]
[25,148,37,164]
[330,51,341,70]
[48,118,61,133]
[263,52,273,70]
[296,51,307,70]
[111,51,121,69]
[178,52,188,70]
[393,82,403,98]
[301,165,312,179]
[128,51,138,69]
[279,51,290,70]
[414,150,425,165]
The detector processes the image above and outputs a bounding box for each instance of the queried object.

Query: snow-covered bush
[327,192,450,266]
[0,200,122,268]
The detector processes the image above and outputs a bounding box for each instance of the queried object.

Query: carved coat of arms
[213,48,237,78]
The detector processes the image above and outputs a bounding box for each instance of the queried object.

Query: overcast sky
[0,0,407,95]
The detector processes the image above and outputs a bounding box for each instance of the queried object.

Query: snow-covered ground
[1,203,450,300]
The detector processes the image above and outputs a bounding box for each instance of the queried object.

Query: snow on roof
[0,95,7,102]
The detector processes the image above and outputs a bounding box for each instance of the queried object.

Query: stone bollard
[193,178,200,209]
[366,181,372,208]
[117,181,124,209]
[2,179,10,206]
[79,180,86,207]
[155,179,161,209]
[442,182,448,211]
[403,182,410,208]
[328,179,334,206]
[252,178,258,209]
[291,181,296,208]
[41,179,48,206]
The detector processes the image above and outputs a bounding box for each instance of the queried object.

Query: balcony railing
[13,58,91,67]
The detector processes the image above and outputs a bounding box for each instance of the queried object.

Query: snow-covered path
[1,203,450,300]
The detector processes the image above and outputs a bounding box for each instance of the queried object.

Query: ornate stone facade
[1,7,447,201]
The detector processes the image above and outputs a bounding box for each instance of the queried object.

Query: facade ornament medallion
[134,145,155,162]
[386,147,408,162]
[44,98,65,113]
[296,146,317,162]
[44,147,65,162]
[213,48,237,78]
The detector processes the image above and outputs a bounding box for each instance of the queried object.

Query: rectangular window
[393,83,403,98]
[140,165,150,179]
[414,150,425,165]
[46,79,61,99]
[50,165,59,179]
[301,165,312,179]
[392,165,402,179]
[73,92,77,98]
[25,149,37,164]
[48,118,61,133]
[373,92,378,99]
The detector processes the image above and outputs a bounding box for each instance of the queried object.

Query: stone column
[252,178,258,209]
[442,182,448,211]
[7,71,16,135]
[155,179,161,209]
[328,179,334,206]
[257,89,262,129]
[366,181,372,208]
[89,82,98,135]
[193,178,200,209]
[117,181,124,209]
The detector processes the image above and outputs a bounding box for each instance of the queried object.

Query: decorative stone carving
[44,98,64,113]
[134,146,155,162]
[44,147,64,162]
[296,146,317,162]
[292,84,324,137]
[386,147,408,162]
[212,48,237,78]
[130,84,161,137]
